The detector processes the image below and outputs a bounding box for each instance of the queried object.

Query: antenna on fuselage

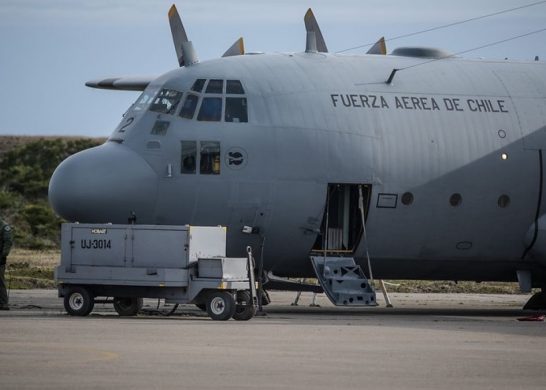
[168,4,199,66]
[304,9,328,53]
[386,69,399,84]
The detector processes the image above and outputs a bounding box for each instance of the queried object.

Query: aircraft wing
[85,76,155,91]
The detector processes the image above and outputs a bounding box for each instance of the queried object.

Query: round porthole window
[401,192,414,206]
[449,193,462,207]
[498,194,510,208]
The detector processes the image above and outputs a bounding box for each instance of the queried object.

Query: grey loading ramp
[310,256,377,306]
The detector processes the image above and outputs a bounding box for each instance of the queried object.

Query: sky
[0,0,545,136]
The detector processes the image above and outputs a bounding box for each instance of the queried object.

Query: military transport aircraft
[49,5,546,309]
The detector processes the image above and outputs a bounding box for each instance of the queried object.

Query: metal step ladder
[310,256,377,306]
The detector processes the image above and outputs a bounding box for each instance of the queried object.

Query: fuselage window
[498,194,510,208]
[181,141,197,174]
[191,79,206,92]
[401,192,414,205]
[225,97,248,123]
[151,120,170,135]
[149,89,183,115]
[197,97,222,122]
[226,80,245,94]
[206,79,224,94]
[180,93,199,119]
[200,141,221,175]
[450,193,462,207]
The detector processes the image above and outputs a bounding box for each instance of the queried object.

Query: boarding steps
[310,256,377,306]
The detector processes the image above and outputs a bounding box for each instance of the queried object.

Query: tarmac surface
[1,289,545,390]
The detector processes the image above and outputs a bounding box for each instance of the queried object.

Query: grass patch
[382,280,522,294]
[5,248,59,289]
[290,278,523,294]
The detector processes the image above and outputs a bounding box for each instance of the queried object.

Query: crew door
[312,184,371,255]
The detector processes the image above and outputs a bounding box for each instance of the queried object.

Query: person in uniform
[0,217,13,310]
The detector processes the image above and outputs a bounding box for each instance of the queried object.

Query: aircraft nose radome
[48,143,158,223]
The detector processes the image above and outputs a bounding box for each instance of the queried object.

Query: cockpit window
[197,97,222,122]
[225,97,248,123]
[206,79,224,94]
[191,79,206,92]
[226,80,245,94]
[180,93,199,119]
[183,78,248,123]
[132,88,160,111]
[149,89,183,115]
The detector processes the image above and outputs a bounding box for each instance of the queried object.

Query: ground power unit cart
[55,223,256,321]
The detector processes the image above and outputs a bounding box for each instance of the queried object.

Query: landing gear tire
[206,291,236,321]
[64,286,94,316]
[233,290,255,321]
[113,297,143,316]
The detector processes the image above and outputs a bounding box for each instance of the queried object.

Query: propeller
[88,6,386,91]
[168,4,198,66]
[304,9,328,53]
[169,4,246,66]
[367,37,387,55]
[222,37,245,57]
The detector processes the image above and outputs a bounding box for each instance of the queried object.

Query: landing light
[501,153,508,160]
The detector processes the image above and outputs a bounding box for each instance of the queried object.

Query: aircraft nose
[49,142,158,223]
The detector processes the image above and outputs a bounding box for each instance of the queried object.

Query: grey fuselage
[49,52,546,285]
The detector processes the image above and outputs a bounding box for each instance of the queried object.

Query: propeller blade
[304,9,328,53]
[85,76,154,91]
[367,37,387,55]
[222,37,245,57]
[168,4,198,66]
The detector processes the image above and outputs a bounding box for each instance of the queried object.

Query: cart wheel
[64,286,94,316]
[206,291,236,321]
[113,297,143,316]
[233,290,255,321]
